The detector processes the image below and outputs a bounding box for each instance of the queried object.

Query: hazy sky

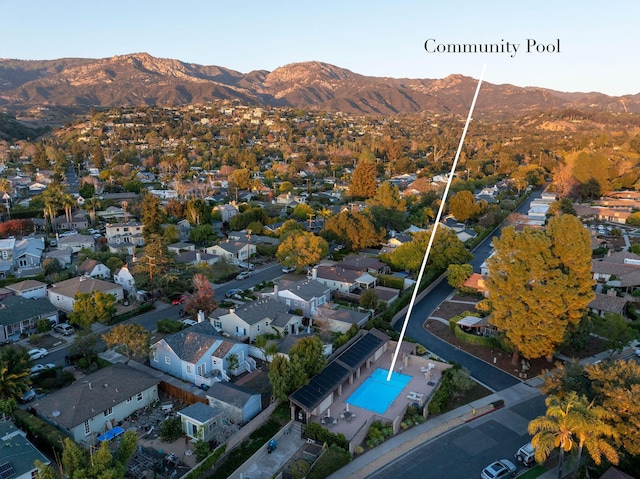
[2,0,638,96]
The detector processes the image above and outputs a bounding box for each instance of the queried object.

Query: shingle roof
[232,298,293,326]
[0,296,57,326]
[178,402,221,423]
[289,329,389,411]
[48,276,120,298]
[206,382,258,407]
[34,364,159,429]
[5,279,46,293]
[162,322,229,362]
[0,421,50,476]
[78,259,102,274]
[277,279,329,302]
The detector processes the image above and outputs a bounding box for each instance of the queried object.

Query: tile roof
[34,364,159,429]
[589,293,628,315]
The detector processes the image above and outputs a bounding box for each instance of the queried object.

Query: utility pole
[246,229,252,270]
[308,213,314,232]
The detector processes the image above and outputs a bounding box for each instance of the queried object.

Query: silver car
[481,459,516,479]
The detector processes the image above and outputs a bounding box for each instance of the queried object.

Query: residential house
[54,210,88,231]
[592,251,640,292]
[150,321,252,387]
[206,239,256,263]
[339,255,389,275]
[104,221,144,255]
[34,364,159,443]
[78,259,110,279]
[178,402,222,442]
[168,242,196,254]
[175,250,220,267]
[589,291,628,317]
[0,296,59,343]
[47,276,124,312]
[113,264,136,293]
[214,203,239,222]
[5,279,47,299]
[97,206,126,222]
[313,305,371,334]
[267,279,331,317]
[56,234,94,253]
[212,297,303,341]
[312,266,377,294]
[0,420,51,479]
[43,247,73,269]
[12,237,45,276]
[206,382,262,425]
[176,219,191,241]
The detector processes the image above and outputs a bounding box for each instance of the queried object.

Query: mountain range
[0,52,638,119]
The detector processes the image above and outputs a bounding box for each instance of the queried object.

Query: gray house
[206,382,262,425]
[0,296,58,343]
[178,402,223,442]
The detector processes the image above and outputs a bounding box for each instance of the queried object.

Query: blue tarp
[97,426,124,442]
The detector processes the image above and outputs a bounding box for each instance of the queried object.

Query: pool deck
[312,349,445,442]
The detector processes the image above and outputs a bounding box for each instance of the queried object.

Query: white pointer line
[387,64,487,381]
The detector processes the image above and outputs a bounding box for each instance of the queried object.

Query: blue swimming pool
[346,368,411,414]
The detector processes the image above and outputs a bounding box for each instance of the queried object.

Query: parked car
[182,319,198,327]
[53,323,75,336]
[281,266,296,273]
[19,389,36,403]
[236,271,252,280]
[170,294,189,305]
[515,442,535,467]
[30,363,56,375]
[481,459,516,479]
[636,349,640,357]
[28,348,48,360]
[225,288,243,298]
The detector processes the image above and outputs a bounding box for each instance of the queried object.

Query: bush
[365,421,393,448]
[157,319,184,334]
[307,443,351,479]
[290,459,311,479]
[305,422,349,450]
[13,409,64,458]
[160,417,183,442]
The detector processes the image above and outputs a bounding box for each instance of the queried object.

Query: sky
[2,0,639,96]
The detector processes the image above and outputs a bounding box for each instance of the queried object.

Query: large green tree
[102,324,150,362]
[276,232,328,271]
[289,336,326,378]
[140,192,164,240]
[268,355,307,401]
[487,214,594,362]
[69,291,117,329]
[448,190,481,222]
[322,211,385,251]
[348,158,377,200]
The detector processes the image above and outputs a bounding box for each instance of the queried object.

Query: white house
[206,240,256,263]
[47,276,124,312]
[105,221,145,254]
[5,279,47,299]
[77,259,110,279]
[266,279,331,317]
[56,234,94,254]
[34,364,159,443]
[113,264,136,293]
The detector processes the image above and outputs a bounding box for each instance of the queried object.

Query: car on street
[515,442,535,467]
[281,266,296,273]
[635,349,640,357]
[225,288,243,298]
[171,294,189,305]
[481,459,516,479]
[182,319,198,327]
[53,323,75,336]
[30,363,56,375]
[236,271,252,280]
[28,348,48,360]
[19,389,37,403]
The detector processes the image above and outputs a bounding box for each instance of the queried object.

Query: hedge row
[449,313,499,349]
[13,409,65,458]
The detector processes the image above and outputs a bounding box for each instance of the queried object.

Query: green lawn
[517,465,546,479]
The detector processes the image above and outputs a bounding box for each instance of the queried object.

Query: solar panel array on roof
[0,462,16,479]
[338,332,384,368]
[289,329,389,411]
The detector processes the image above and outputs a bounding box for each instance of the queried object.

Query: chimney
[197,310,205,323]
[273,282,279,298]
[196,251,202,262]
[312,267,317,280]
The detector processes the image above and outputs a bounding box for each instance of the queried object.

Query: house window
[104,407,113,417]
[197,364,206,376]
[214,320,222,329]
[265,321,269,327]
[152,351,158,362]
[84,420,91,436]
[165,356,171,365]
[257,325,260,332]
[126,396,133,403]
[186,365,192,374]
[1,251,7,259]
[137,392,143,401]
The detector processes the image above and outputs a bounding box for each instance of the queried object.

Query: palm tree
[0,362,31,401]
[528,392,586,479]
[84,196,101,225]
[571,400,619,478]
[61,193,77,225]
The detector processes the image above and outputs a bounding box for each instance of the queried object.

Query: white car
[281,266,296,273]
[182,319,198,327]
[481,459,516,479]
[30,363,56,375]
[28,348,49,360]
